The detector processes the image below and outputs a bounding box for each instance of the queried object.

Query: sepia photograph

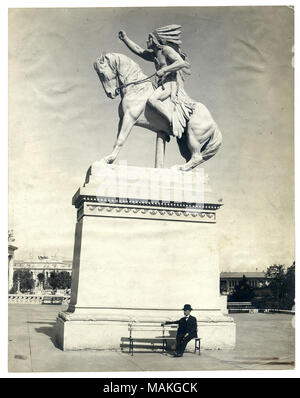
[7,4,295,374]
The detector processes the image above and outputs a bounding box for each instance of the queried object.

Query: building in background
[13,258,72,292]
[220,272,269,294]
[11,261,272,296]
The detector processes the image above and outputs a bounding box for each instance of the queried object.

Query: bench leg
[129,338,133,356]
[194,339,201,355]
[162,339,167,355]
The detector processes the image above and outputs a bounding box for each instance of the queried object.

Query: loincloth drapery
[158,73,196,139]
[170,85,195,138]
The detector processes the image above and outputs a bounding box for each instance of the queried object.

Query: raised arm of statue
[119,30,154,62]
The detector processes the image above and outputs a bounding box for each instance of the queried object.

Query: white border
[1,0,298,379]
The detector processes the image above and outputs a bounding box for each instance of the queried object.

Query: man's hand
[156,68,166,78]
[119,30,127,41]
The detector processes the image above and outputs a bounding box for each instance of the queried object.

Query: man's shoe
[173,353,183,357]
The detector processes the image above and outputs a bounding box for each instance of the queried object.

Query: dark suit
[165,315,198,355]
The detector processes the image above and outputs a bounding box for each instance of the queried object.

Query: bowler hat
[182,304,193,311]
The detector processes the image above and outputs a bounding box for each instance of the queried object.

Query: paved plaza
[8,304,295,372]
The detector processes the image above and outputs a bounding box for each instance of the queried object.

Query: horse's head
[94,52,147,99]
[94,53,119,99]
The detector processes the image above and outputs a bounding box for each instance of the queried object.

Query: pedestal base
[55,165,236,352]
[55,310,236,351]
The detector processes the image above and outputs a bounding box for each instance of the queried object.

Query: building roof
[220,272,266,279]
[15,259,72,264]
[14,259,72,270]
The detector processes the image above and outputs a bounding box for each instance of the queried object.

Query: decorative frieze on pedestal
[75,200,219,224]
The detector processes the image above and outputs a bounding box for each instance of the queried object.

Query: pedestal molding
[68,305,222,311]
[58,312,234,323]
[73,190,222,210]
[77,201,218,223]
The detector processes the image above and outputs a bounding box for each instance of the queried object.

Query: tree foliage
[252,263,295,309]
[265,264,286,301]
[36,273,45,289]
[229,275,255,302]
[37,273,45,282]
[12,270,34,293]
[265,263,295,309]
[48,271,71,290]
[228,263,295,309]
[285,262,295,309]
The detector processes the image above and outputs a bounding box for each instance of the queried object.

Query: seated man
[162,304,197,357]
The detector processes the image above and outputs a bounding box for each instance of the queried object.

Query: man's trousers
[176,333,196,355]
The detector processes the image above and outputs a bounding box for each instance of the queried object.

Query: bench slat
[129,328,171,331]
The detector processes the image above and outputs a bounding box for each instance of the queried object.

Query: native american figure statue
[93,25,222,171]
[120,24,194,138]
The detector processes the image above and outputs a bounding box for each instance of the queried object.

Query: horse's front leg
[104,113,135,164]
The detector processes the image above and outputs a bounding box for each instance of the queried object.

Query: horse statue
[94,52,222,171]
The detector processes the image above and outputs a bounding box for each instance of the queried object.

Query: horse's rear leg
[173,123,222,171]
[172,125,205,171]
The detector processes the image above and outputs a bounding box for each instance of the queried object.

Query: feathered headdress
[151,24,182,45]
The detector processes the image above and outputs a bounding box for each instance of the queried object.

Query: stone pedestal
[55,164,235,351]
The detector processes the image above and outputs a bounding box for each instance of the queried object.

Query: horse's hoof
[103,155,115,164]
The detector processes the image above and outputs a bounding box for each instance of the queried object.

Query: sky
[8,6,294,271]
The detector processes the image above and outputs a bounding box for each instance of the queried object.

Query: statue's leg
[104,113,135,164]
[147,85,172,125]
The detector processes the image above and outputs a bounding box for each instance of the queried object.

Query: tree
[48,272,58,289]
[37,273,45,289]
[264,263,295,309]
[229,275,255,302]
[12,270,34,293]
[265,264,286,303]
[48,271,71,290]
[56,271,72,289]
[283,262,295,309]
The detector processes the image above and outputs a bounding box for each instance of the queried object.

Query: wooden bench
[128,322,201,356]
[42,296,63,305]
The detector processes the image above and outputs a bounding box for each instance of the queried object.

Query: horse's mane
[105,52,148,85]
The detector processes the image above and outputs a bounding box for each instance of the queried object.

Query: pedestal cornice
[74,197,221,223]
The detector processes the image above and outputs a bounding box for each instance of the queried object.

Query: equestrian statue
[94,25,222,171]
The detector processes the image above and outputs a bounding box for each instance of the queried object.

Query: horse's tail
[201,123,222,161]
